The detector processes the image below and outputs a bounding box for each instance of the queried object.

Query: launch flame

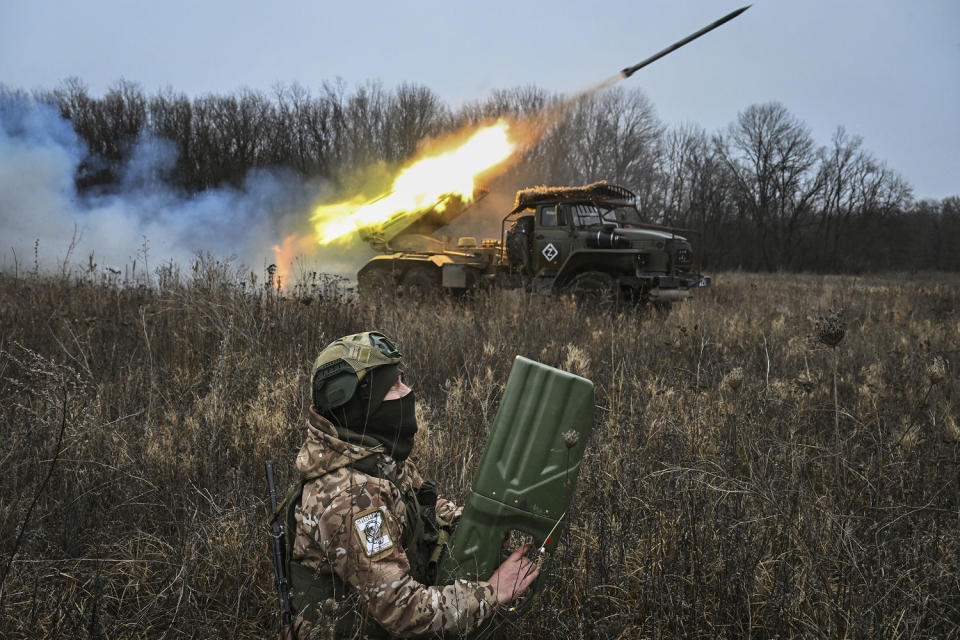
[272,119,516,286]
[313,120,515,245]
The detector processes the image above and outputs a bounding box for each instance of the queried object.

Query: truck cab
[502,183,709,304]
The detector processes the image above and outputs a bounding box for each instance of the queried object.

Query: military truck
[356,182,709,307]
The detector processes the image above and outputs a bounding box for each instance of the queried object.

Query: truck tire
[402,264,441,297]
[505,217,534,275]
[358,265,396,298]
[569,271,620,309]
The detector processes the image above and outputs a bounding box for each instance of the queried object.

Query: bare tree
[26,77,949,273]
[659,124,737,266]
[149,88,196,189]
[382,83,446,161]
[715,102,823,269]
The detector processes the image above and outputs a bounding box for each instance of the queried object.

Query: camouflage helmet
[311,331,402,411]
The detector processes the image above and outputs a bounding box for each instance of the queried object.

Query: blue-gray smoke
[0,91,367,281]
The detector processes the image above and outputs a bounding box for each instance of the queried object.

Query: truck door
[534,204,573,274]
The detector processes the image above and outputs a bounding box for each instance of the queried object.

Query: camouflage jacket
[291,409,499,638]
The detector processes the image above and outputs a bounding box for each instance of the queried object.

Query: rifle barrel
[265,460,293,630]
[266,460,279,511]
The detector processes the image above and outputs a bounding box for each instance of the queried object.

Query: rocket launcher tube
[357,190,488,250]
[438,356,594,634]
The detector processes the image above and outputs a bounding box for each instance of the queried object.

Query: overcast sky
[1,0,958,199]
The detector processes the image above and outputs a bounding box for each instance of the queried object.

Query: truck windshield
[600,205,643,227]
[570,204,604,227]
[568,203,644,228]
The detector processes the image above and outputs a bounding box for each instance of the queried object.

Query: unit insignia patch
[353,507,394,558]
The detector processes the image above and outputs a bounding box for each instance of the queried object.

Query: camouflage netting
[512,181,635,210]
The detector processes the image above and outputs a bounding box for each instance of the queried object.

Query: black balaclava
[323,364,419,461]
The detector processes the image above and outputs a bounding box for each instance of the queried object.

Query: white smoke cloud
[0,92,369,282]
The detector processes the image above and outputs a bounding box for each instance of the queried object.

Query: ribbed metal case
[438,355,594,586]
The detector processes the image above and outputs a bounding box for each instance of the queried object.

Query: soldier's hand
[488,544,540,605]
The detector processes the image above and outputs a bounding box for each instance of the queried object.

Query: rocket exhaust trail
[555,5,750,110]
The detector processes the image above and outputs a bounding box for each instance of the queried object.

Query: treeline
[13,79,960,272]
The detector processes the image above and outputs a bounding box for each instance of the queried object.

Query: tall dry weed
[0,269,957,638]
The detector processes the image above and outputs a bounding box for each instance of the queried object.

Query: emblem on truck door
[542,243,559,262]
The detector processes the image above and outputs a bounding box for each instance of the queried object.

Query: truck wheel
[358,266,396,298]
[569,271,620,309]
[402,265,441,297]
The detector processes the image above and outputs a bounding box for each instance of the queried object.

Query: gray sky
[1,0,958,199]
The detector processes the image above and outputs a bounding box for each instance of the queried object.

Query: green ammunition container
[437,355,594,596]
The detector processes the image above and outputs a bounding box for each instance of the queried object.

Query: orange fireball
[272,119,517,286]
[312,120,515,244]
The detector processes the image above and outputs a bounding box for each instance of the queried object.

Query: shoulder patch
[352,506,395,558]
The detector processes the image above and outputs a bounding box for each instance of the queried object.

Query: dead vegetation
[1,265,957,638]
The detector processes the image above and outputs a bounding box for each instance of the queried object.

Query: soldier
[285,331,539,639]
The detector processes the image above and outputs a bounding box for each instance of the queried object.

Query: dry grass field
[1,264,957,639]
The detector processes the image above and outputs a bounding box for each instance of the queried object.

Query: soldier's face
[382,376,412,401]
